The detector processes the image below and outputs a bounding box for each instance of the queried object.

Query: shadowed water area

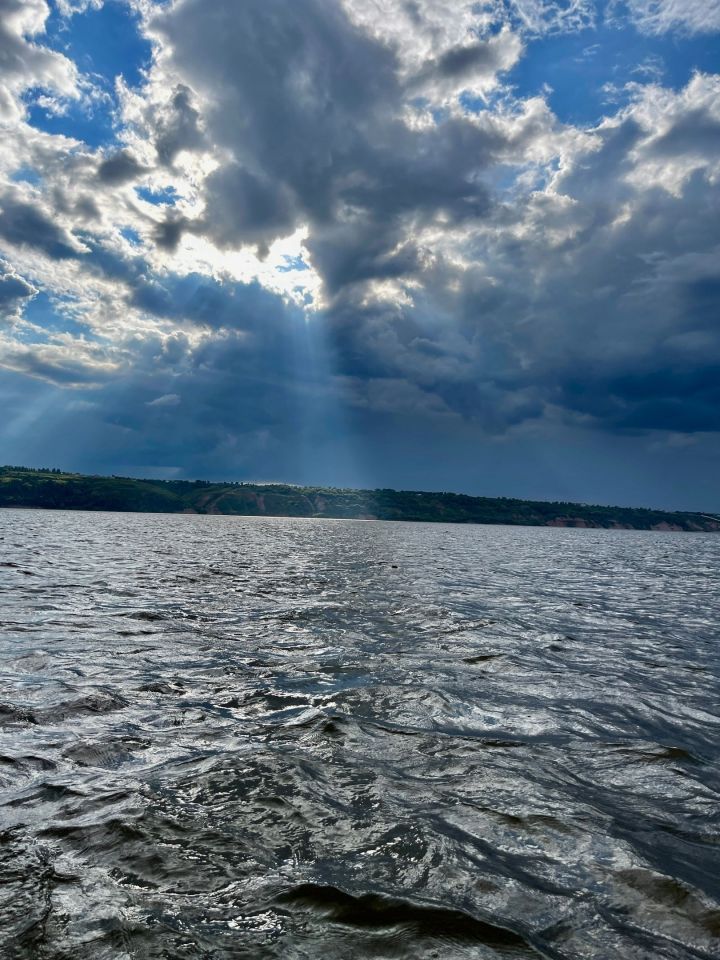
[0,510,719,959]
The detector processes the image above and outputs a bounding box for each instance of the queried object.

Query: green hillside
[0,466,718,531]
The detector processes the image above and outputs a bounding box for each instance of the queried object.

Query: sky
[0,0,719,510]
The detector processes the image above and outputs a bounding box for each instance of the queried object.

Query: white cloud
[0,260,37,319]
[622,0,720,35]
[340,1,491,76]
[54,0,103,15]
[621,73,720,194]
[0,0,79,120]
[146,392,181,406]
[497,0,596,34]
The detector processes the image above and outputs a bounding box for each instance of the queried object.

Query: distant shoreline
[2,466,718,532]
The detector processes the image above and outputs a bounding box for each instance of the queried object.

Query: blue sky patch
[26,1,151,148]
[278,255,310,273]
[22,292,93,340]
[120,227,142,246]
[508,23,720,126]
[10,167,43,187]
[136,185,182,206]
[46,0,151,90]
[25,90,118,148]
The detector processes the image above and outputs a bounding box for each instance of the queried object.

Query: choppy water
[1,510,719,960]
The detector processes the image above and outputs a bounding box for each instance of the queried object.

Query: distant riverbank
[2,466,718,532]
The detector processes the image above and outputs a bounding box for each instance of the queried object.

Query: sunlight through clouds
[0,0,718,503]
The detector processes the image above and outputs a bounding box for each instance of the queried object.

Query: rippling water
[1,510,719,959]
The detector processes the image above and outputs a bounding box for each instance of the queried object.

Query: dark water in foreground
[1,511,719,960]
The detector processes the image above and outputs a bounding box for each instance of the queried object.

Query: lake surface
[1,510,719,959]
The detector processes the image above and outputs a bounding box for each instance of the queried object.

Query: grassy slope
[0,466,718,531]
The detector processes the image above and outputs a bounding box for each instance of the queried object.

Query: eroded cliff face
[546,516,720,532]
[693,518,720,532]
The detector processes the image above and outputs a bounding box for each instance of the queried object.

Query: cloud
[0,0,719,505]
[97,150,148,185]
[0,188,83,259]
[129,270,295,333]
[622,0,720,36]
[154,84,205,166]
[0,0,79,119]
[138,0,536,284]
[302,72,720,437]
[407,27,523,99]
[0,261,37,319]
[146,392,180,407]
[200,163,297,254]
[500,0,596,34]
[54,0,103,14]
[0,333,118,386]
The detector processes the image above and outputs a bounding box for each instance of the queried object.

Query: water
[0,510,718,960]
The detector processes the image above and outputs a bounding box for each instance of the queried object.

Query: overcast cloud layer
[0,0,719,508]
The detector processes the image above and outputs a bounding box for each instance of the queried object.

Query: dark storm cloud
[149,0,504,287]
[684,274,720,327]
[452,165,720,434]
[201,164,297,253]
[302,83,720,438]
[650,108,720,156]
[151,0,396,192]
[154,84,205,166]
[307,218,422,295]
[436,42,503,78]
[28,288,344,481]
[0,191,80,259]
[97,151,148,185]
[2,0,719,498]
[153,212,189,252]
[130,270,294,333]
[555,364,720,433]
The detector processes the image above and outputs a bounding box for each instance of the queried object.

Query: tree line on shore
[1,466,717,531]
